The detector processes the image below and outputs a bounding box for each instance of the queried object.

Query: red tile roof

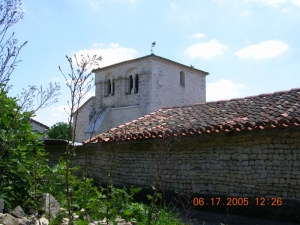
[84,88,300,144]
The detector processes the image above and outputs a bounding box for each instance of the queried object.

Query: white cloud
[171,3,176,8]
[245,0,286,7]
[207,79,246,101]
[235,40,289,59]
[241,10,250,16]
[88,0,100,9]
[109,43,120,48]
[292,0,300,7]
[36,104,70,126]
[191,33,206,38]
[41,90,95,127]
[51,104,70,117]
[281,7,293,12]
[180,15,189,19]
[80,91,94,104]
[93,43,105,47]
[51,76,62,82]
[185,39,228,59]
[73,43,138,69]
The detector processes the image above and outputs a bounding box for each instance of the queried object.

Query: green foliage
[47,122,72,140]
[0,89,49,209]
[155,207,186,225]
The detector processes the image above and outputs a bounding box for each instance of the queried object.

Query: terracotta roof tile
[83,88,300,144]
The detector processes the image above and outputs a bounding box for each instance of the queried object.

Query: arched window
[180,71,185,86]
[129,75,133,94]
[107,79,111,96]
[135,74,139,93]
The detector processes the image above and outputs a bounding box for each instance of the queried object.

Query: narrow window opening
[112,80,115,96]
[180,71,185,86]
[129,75,133,94]
[135,74,139,93]
[107,79,111,96]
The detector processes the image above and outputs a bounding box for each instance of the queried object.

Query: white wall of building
[74,55,208,142]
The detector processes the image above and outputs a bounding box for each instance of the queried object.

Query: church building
[74,54,209,142]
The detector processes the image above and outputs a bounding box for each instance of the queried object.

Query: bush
[0,89,48,209]
[47,122,72,140]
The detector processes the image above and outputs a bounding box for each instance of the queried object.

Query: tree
[47,122,72,140]
[0,89,45,208]
[59,54,101,220]
[0,0,27,91]
[0,0,60,210]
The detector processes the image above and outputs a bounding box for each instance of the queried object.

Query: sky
[6,0,300,127]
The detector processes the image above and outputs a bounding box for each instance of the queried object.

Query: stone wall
[149,59,206,111]
[73,97,95,142]
[95,106,141,136]
[46,127,300,223]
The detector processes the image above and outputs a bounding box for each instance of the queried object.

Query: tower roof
[92,54,209,75]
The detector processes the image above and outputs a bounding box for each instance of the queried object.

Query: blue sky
[8,0,300,127]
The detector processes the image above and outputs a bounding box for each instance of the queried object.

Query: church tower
[74,54,209,142]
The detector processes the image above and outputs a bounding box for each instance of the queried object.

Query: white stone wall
[73,97,94,142]
[94,59,152,110]
[149,60,206,112]
[99,106,140,134]
[31,121,48,133]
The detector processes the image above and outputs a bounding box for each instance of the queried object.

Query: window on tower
[180,71,185,86]
[129,75,133,94]
[135,74,139,93]
[107,79,111,96]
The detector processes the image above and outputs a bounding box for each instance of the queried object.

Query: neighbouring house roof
[30,119,49,129]
[92,54,209,75]
[41,139,82,146]
[84,88,300,144]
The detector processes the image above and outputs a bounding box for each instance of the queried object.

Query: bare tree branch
[16,82,61,114]
[0,0,27,91]
[59,53,101,220]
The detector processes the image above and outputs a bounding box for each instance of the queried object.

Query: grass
[155,207,194,225]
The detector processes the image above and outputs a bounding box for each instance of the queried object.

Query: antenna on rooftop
[151,42,156,54]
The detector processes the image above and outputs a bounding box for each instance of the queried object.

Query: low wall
[45,127,300,223]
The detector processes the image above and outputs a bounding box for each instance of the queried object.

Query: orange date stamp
[192,197,282,206]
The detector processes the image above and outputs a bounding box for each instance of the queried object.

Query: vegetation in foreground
[0,1,196,224]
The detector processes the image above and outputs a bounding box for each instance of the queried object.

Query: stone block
[251,147,262,154]
[293,160,300,167]
[10,206,25,219]
[219,154,231,160]
[238,154,249,160]
[0,214,18,225]
[257,154,267,160]
[41,193,60,218]
[241,161,248,166]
